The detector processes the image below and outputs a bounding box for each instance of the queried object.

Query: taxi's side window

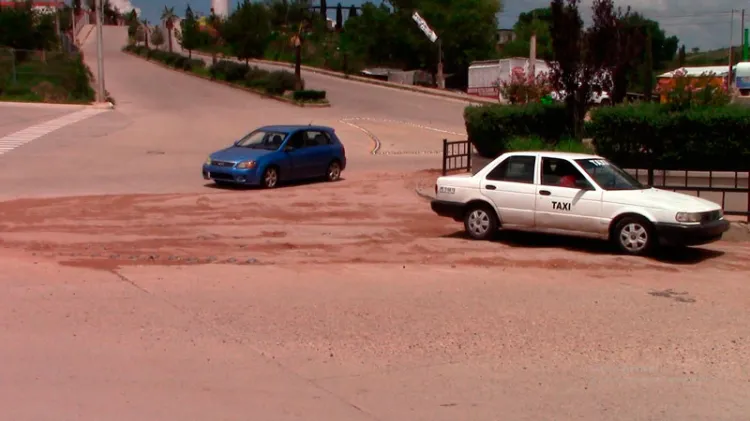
[541,157,588,188]
[486,155,536,184]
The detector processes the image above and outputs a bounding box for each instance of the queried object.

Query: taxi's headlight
[675,212,701,223]
[205,156,212,165]
[236,160,257,169]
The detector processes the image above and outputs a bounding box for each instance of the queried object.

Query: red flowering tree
[497,67,553,104]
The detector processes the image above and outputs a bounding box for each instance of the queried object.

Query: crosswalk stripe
[0,108,107,156]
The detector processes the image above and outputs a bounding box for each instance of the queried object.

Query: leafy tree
[73,0,82,14]
[348,4,357,18]
[320,0,327,19]
[677,44,686,67]
[134,24,145,44]
[549,0,592,138]
[161,6,177,53]
[335,3,343,31]
[500,7,554,61]
[151,25,166,50]
[225,0,273,65]
[141,19,150,49]
[0,2,36,50]
[126,9,139,39]
[179,5,201,58]
[642,28,653,100]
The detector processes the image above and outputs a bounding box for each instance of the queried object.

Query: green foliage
[0,3,58,50]
[500,7,554,60]
[224,0,273,63]
[588,103,750,170]
[506,135,593,153]
[150,26,166,48]
[209,60,247,82]
[292,89,326,101]
[0,50,94,103]
[179,5,201,55]
[463,103,570,158]
[263,70,298,94]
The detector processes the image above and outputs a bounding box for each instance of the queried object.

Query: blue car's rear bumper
[202,164,260,185]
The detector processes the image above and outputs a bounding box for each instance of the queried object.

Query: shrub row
[123,45,327,103]
[464,103,570,158]
[123,45,205,72]
[209,60,302,96]
[588,103,750,171]
[292,90,326,101]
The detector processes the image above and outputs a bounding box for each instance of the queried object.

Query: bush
[464,103,570,158]
[589,103,750,170]
[263,70,298,95]
[292,90,326,101]
[505,136,594,154]
[209,60,247,82]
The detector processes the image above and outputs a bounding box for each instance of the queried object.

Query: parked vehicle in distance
[430,151,730,256]
[202,125,346,188]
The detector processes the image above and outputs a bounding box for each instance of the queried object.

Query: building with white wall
[210,0,229,18]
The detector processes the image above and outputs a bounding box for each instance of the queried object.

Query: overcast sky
[124,0,742,50]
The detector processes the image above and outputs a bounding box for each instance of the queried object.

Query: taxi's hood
[603,187,721,212]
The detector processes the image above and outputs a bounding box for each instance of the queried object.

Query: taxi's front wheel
[464,204,498,241]
[613,216,654,256]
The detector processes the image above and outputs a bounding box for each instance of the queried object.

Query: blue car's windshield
[235,130,287,150]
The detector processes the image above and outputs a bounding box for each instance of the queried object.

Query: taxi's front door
[534,157,604,235]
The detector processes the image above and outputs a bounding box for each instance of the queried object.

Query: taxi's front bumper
[654,219,731,246]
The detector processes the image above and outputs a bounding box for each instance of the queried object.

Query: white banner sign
[412,11,438,43]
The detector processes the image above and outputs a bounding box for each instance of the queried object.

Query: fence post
[10,48,16,84]
[466,141,472,174]
[442,139,448,176]
[747,171,750,223]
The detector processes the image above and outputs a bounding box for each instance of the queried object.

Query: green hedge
[464,103,570,158]
[589,103,750,171]
[293,90,326,101]
[123,45,326,102]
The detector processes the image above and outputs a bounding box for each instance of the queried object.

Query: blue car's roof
[258,125,334,133]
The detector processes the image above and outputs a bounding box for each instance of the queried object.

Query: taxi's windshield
[235,131,287,150]
[575,158,646,191]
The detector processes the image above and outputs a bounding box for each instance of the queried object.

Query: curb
[192,51,497,105]
[124,50,330,108]
[0,100,113,110]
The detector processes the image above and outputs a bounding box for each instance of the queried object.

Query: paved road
[0,24,748,421]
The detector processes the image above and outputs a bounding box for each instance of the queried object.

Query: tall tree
[335,3,343,31]
[348,4,357,18]
[225,0,273,65]
[179,5,200,58]
[141,19,150,49]
[73,0,82,15]
[126,9,139,39]
[161,6,177,53]
[151,25,165,50]
[642,28,653,101]
[500,7,554,61]
[320,0,327,20]
[549,0,591,138]
[677,44,686,67]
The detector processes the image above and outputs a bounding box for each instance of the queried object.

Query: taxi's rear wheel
[613,216,654,256]
[464,203,498,241]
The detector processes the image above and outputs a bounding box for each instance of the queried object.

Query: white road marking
[0,108,106,156]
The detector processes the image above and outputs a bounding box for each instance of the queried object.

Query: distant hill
[684,47,745,66]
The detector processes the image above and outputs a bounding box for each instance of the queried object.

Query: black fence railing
[628,168,750,222]
[441,139,471,175]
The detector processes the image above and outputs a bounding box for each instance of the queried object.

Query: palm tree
[141,19,150,49]
[161,6,177,53]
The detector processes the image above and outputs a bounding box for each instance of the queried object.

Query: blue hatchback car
[202,125,347,188]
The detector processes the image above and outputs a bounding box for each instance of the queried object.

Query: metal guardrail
[441,139,471,175]
[440,140,749,221]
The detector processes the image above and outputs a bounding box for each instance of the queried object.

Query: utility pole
[437,38,444,89]
[95,0,106,103]
[742,9,747,61]
[729,8,735,90]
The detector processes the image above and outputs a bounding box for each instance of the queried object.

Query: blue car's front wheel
[261,166,279,189]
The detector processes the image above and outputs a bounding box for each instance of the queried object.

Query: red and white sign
[467,86,499,98]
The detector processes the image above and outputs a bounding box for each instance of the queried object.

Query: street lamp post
[95,0,106,103]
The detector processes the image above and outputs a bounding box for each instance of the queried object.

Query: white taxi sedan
[430,151,730,255]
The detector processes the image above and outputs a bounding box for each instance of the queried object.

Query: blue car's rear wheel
[261,166,279,189]
[326,160,342,182]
